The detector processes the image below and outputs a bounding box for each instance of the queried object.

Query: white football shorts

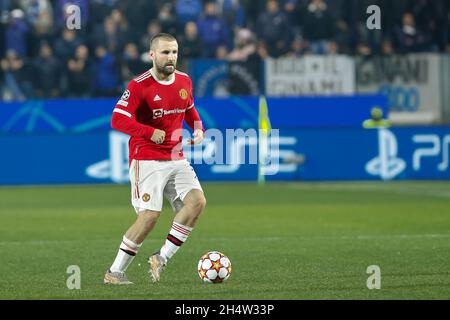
[129,159,203,214]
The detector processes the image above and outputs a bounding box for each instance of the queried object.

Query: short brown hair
[150,33,177,50]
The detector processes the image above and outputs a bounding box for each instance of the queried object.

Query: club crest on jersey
[142,193,151,202]
[179,89,188,100]
[121,90,130,100]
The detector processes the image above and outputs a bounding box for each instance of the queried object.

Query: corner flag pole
[258,96,271,185]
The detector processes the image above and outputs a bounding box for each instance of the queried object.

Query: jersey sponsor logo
[121,90,130,100]
[153,108,186,119]
[164,109,186,116]
[179,89,188,100]
[153,94,162,101]
[153,108,163,119]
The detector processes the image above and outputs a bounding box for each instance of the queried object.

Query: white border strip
[113,108,132,118]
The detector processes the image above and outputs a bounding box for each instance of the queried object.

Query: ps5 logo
[366,129,406,180]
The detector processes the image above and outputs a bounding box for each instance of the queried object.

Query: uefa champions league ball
[197,251,232,283]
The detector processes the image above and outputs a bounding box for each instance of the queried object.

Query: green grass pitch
[0,182,449,299]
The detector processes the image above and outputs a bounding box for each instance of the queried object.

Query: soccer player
[104,33,206,284]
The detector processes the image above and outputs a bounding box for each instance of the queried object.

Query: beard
[155,60,176,76]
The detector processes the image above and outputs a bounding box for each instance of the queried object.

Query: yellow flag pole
[258,96,271,185]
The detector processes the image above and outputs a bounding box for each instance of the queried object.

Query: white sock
[110,236,142,273]
[160,222,193,261]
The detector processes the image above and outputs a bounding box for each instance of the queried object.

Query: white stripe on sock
[110,236,141,273]
[160,222,193,260]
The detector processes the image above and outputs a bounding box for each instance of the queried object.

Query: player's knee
[191,194,206,217]
[139,210,160,225]
[197,195,207,213]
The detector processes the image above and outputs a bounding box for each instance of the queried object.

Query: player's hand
[188,129,204,145]
[151,129,166,144]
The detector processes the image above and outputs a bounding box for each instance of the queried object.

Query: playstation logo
[366,128,406,180]
[86,131,130,183]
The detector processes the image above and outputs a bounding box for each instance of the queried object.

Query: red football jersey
[111,68,203,162]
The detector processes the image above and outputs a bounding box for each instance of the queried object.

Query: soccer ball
[197,251,232,283]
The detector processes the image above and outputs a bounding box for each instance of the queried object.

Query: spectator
[283,0,299,32]
[227,27,261,96]
[255,40,269,60]
[110,9,130,37]
[240,0,266,30]
[256,0,291,57]
[90,16,127,56]
[19,0,53,33]
[67,44,92,97]
[286,36,310,57]
[139,20,162,53]
[394,12,429,53]
[32,42,61,98]
[119,0,157,44]
[301,0,336,55]
[175,0,203,27]
[356,42,372,57]
[334,0,361,55]
[20,0,54,58]
[442,6,450,52]
[283,0,297,16]
[447,10,450,53]
[0,1,10,56]
[121,42,151,82]
[328,41,339,55]
[179,21,203,62]
[53,29,82,62]
[0,0,449,100]
[407,0,447,51]
[216,45,228,60]
[216,0,246,30]
[381,39,394,55]
[380,0,409,32]
[158,2,177,35]
[89,0,118,31]
[93,44,120,97]
[197,1,232,58]
[5,9,29,57]
[0,49,34,100]
[227,28,256,62]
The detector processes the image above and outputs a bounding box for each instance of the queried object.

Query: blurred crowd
[0,0,449,100]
